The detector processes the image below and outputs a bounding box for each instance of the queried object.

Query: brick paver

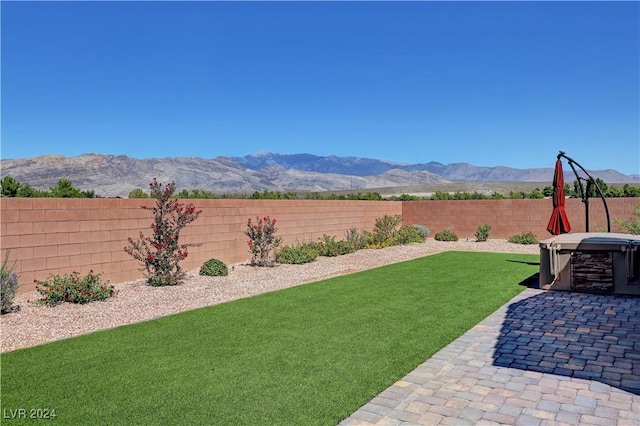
[340,289,640,425]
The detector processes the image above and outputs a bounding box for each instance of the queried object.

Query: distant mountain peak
[1,152,637,198]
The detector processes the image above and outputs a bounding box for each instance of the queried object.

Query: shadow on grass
[493,291,640,395]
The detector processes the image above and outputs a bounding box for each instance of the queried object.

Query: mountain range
[1,152,638,198]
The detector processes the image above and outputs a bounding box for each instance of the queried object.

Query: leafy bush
[508,232,539,245]
[276,242,319,264]
[35,271,116,306]
[1,250,20,314]
[128,188,150,199]
[412,224,430,239]
[395,225,427,244]
[615,204,640,235]
[363,220,429,249]
[124,179,203,286]
[246,216,282,266]
[475,224,491,242]
[434,230,459,242]
[199,259,228,277]
[316,235,355,257]
[344,228,368,252]
[373,215,403,241]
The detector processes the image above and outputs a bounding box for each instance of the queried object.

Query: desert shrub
[508,232,539,245]
[373,215,403,241]
[395,225,427,244]
[363,232,397,249]
[412,224,430,239]
[246,216,282,266]
[615,204,640,235]
[475,224,491,242]
[434,230,459,242]
[276,242,319,264]
[35,271,116,306]
[1,250,20,314]
[316,235,355,257]
[199,259,228,277]
[344,228,368,251]
[124,179,202,286]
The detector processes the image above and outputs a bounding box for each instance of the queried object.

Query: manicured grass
[1,251,538,425]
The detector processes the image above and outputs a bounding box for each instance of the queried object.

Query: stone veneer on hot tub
[539,232,640,296]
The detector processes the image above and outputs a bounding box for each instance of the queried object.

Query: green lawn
[0,251,538,425]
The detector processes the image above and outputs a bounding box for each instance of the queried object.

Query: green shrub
[475,224,491,242]
[508,232,539,245]
[363,223,428,249]
[615,204,640,235]
[199,259,228,277]
[434,230,459,242]
[276,242,319,264]
[395,225,427,244]
[344,228,368,252]
[35,271,116,306]
[316,235,355,257]
[412,224,430,239]
[1,250,20,314]
[373,215,403,242]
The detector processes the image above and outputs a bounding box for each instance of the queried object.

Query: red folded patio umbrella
[547,159,571,235]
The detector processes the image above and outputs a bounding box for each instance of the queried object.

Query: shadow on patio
[492,290,640,395]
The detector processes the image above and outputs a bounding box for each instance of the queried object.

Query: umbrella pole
[557,151,611,233]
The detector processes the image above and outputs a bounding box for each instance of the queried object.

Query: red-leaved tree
[124,179,202,286]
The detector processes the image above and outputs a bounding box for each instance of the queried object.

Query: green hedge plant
[316,235,355,257]
[373,215,403,242]
[396,225,427,244]
[434,230,459,242]
[276,242,319,264]
[508,232,539,245]
[475,224,491,242]
[199,259,228,277]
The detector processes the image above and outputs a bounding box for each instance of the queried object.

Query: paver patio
[341,288,640,425]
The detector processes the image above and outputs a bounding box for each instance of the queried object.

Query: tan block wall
[0,198,402,294]
[1,197,638,295]
[402,198,640,240]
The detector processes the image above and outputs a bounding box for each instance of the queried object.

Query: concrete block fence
[0,198,401,294]
[402,197,639,242]
[1,197,638,295]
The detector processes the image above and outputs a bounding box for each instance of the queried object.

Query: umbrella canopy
[547,159,571,235]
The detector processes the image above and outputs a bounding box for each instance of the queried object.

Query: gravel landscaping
[0,239,539,353]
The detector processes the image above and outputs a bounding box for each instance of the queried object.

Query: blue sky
[2,1,639,175]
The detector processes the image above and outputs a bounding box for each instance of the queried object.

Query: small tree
[16,183,49,198]
[1,176,21,197]
[50,179,85,198]
[245,216,282,266]
[128,188,150,198]
[124,179,202,286]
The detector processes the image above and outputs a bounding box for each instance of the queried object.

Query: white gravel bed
[0,239,539,353]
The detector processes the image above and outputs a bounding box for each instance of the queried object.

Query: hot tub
[539,232,640,295]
